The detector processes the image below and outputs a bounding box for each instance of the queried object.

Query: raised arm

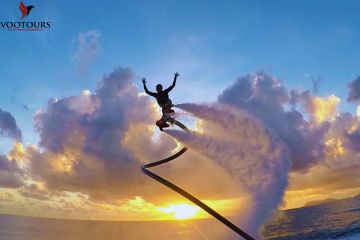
[142,78,157,97]
[165,72,179,93]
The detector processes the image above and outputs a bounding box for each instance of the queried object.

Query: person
[142,72,179,131]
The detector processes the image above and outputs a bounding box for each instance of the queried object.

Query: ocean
[0,195,359,240]
[263,195,360,240]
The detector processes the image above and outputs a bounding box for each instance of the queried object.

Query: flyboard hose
[141,119,256,240]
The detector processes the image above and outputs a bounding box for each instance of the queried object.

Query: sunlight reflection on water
[0,215,234,240]
[1,196,359,240]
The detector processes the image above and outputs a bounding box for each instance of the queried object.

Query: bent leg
[156,115,170,131]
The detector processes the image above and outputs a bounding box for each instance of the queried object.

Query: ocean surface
[0,196,359,240]
[263,195,360,240]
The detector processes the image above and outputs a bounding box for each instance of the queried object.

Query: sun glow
[158,204,200,220]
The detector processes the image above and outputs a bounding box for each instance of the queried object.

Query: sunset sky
[1,0,360,232]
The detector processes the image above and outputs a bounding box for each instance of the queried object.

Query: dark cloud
[218,73,329,171]
[0,155,24,188]
[346,130,360,152]
[289,89,311,106]
[0,108,22,141]
[347,76,360,102]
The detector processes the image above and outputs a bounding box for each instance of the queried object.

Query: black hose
[141,120,256,240]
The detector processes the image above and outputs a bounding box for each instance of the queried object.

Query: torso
[156,91,170,106]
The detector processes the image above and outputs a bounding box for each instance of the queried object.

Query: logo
[19,1,35,19]
[1,1,51,31]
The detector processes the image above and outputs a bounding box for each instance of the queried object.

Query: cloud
[284,163,360,209]
[215,72,360,212]
[18,183,65,201]
[282,91,360,208]
[169,73,360,235]
[0,192,15,202]
[289,165,360,193]
[4,66,248,224]
[0,155,25,188]
[30,67,156,199]
[7,142,26,161]
[28,67,225,205]
[347,76,360,102]
[319,112,360,170]
[346,130,360,152]
[72,30,101,75]
[4,66,360,237]
[0,108,22,141]
[218,73,330,172]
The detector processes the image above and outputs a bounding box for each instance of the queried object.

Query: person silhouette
[142,72,179,130]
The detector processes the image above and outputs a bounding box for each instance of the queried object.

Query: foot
[159,123,169,131]
[157,121,169,131]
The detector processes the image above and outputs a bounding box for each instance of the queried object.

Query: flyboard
[141,109,256,240]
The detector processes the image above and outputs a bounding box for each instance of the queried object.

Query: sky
[1,0,360,237]
[1,0,360,147]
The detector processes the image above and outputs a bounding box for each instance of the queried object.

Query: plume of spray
[166,103,290,238]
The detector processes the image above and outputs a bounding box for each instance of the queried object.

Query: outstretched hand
[142,78,146,84]
[174,72,180,78]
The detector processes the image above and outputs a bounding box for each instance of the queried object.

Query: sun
[158,203,200,220]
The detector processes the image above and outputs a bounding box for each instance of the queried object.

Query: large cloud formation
[28,68,241,218]
[2,68,360,238]
[168,73,360,236]
[0,108,22,141]
[28,67,236,205]
[29,67,174,201]
[218,73,330,171]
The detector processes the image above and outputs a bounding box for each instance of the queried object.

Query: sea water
[0,196,359,240]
